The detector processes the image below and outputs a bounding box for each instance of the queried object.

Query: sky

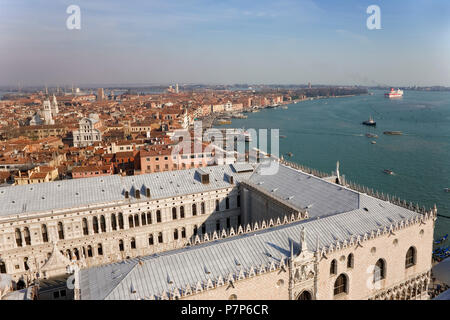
[0,0,449,87]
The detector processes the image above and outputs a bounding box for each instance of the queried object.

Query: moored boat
[383,131,403,135]
[385,88,404,98]
[383,169,394,175]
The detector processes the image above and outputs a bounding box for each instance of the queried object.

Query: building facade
[0,162,436,300]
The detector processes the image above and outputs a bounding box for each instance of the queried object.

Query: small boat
[444,188,449,193]
[371,141,377,144]
[383,131,403,135]
[287,152,293,157]
[362,116,376,126]
[365,133,378,138]
[383,169,394,175]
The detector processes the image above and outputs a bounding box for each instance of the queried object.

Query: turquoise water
[220,90,450,239]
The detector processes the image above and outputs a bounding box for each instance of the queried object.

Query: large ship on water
[385,88,404,98]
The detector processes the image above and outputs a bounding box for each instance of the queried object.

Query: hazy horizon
[1,0,449,87]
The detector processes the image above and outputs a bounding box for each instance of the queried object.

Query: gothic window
[134,214,140,227]
[131,238,136,249]
[147,212,152,224]
[158,232,163,243]
[41,224,49,243]
[330,259,337,275]
[118,212,124,229]
[100,215,106,232]
[128,215,134,228]
[111,214,117,231]
[15,228,23,247]
[141,213,147,226]
[405,247,416,268]
[347,253,354,269]
[215,199,220,211]
[149,234,154,245]
[193,225,198,236]
[201,202,205,214]
[93,217,99,233]
[334,274,348,295]
[119,240,124,251]
[73,248,80,260]
[82,218,89,235]
[226,197,230,210]
[87,245,93,257]
[181,227,186,239]
[174,229,179,240]
[0,260,6,274]
[192,203,197,216]
[23,227,31,246]
[156,210,161,223]
[180,206,185,218]
[172,207,177,220]
[297,291,312,300]
[66,249,72,260]
[57,222,64,240]
[374,259,386,282]
[98,243,103,255]
[24,257,29,271]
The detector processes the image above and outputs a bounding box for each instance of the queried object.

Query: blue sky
[0,0,449,86]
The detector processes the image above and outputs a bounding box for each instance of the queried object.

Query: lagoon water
[219,90,450,239]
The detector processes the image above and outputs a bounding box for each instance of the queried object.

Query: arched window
[347,253,354,269]
[156,210,161,223]
[73,248,80,260]
[330,259,337,275]
[192,203,197,216]
[180,206,185,218]
[172,207,177,220]
[405,247,416,268]
[98,243,103,255]
[100,215,106,232]
[66,249,72,260]
[24,227,31,245]
[57,222,64,240]
[15,228,23,247]
[149,234,154,245]
[87,245,93,257]
[41,224,49,243]
[174,229,179,240]
[193,225,198,236]
[297,291,312,300]
[215,199,220,211]
[93,217,99,233]
[131,238,136,249]
[134,214,140,227]
[201,202,205,214]
[24,257,29,270]
[158,232,163,243]
[118,212,124,229]
[226,197,230,210]
[141,213,147,226]
[119,240,124,251]
[181,227,186,238]
[82,218,89,235]
[0,260,7,274]
[128,215,134,228]
[334,274,348,295]
[111,214,117,231]
[374,259,386,282]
